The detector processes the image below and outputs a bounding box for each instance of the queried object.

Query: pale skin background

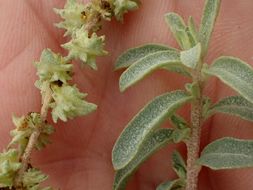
[0,0,253,189]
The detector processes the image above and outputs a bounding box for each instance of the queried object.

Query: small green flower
[0,149,21,188]
[91,0,113,21]
[62,28,108,70]
[50,85,97,123]
[23,168,53,190]
[54,0,86,36]
[9,113,54,153]
[113,0,140,21]
[35,49,73,85]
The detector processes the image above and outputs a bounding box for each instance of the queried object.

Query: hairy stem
[14,85,52,188]
[185,65,203,190]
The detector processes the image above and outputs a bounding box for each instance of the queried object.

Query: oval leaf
[115,44,176,70]
[199,0,221,56]
[199,137,253,170]
[119,50,185,92]
[165,13,191,50]
[112,91,192,170]
[207,96,253,122]
[204,56,253,103]
[180,43,201,69]
[113,129,174,190]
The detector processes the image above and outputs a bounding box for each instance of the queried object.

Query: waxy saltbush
[112,0,253,190]
[0,0,139,189]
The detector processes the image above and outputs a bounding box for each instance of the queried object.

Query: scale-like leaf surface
[113,129,174,190]
[115,44,176,70]
[180,43,201,69]
[199,137,253,170]
[204,56,253,103]
[165,13,191,50]
[199,0,221,56]
[207,96,253,122]
[119,50,184,92]
[112,91,192,170]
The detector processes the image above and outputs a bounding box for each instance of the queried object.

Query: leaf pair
[112,91,192,190]
[112,91,192,170]
[165,0,220,57]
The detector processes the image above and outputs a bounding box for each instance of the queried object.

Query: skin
[0,0,253,189]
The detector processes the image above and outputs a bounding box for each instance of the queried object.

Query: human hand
[0,0,253,189]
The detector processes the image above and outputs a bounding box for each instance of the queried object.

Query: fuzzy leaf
[198,137,253,170]
[112,90,192,170]
[187,16,199,45]
[202,96,212,118]
[165,13,191,50]
[115,44,176,70]
[206,96,253,122]
[204,56,253,103]
[180,43,201,69]
[119,50,186,92]
[113,0,140,21]
[23,168,52,190]
[170,115,189,130]
[156,179,185,190]
[54,0,85,36]
[62,29,108,70]
[170,115,190,143]
[50,85,97,123]
[9,113,54,152]
[172,151,186,179]
[0,149,21,188]
[35,49,72,85]
[199,0,221,56]
[113,129,174,190]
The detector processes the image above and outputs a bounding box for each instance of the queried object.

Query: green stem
[185,64,204,190]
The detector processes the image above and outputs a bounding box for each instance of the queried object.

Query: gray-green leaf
[156,178,185,190]
[119,50,185,92]
[199,0,221,56]
[112,90,192,170]
[187,16,199,45]
[180,43,201,69]
[204,56,253,103]
[165,13,191,50]
[170,114,189,130]
[172,151,187,179]
[206,96,253,122]
[170,115,190,143]
[198,137,253,170]
[115,44,176,70]
[113,129,174,190]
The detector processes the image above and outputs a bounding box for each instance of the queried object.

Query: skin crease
[0,0,253,189]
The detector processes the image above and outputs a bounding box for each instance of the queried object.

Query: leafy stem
[0,0,140,189]
[14,85,53,189]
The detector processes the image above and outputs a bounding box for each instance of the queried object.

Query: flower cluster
[35,49,97,123]
[0,0,139,189]
[55,0,140,69]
